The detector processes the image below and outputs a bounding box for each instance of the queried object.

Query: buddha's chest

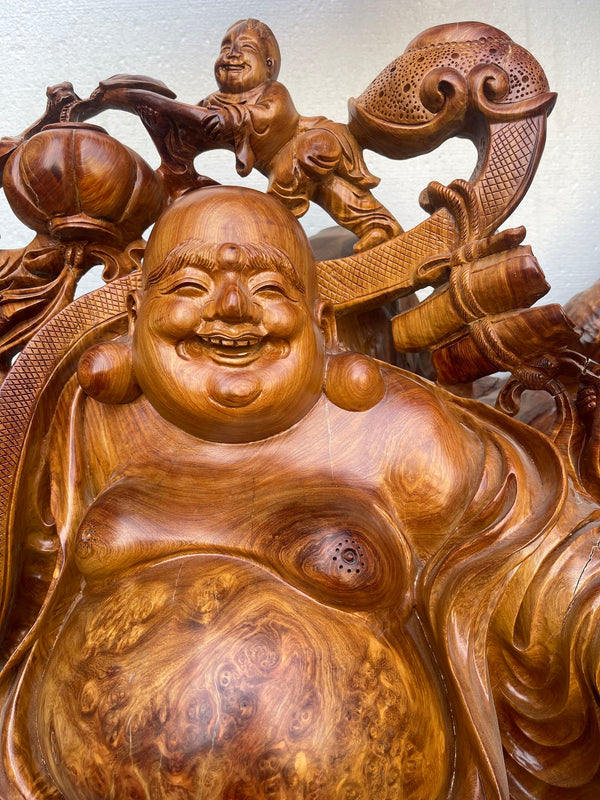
[74,470,412,613]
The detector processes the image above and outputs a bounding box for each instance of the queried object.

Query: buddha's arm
[418,389,600,796]
[0,382,129,664]
[383,377,569,798]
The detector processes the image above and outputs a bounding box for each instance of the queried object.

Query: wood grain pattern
[0,19,600,800]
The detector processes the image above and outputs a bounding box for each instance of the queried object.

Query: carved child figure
[199,19,402,252]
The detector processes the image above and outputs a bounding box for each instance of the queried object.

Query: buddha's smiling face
[131,189,330,443]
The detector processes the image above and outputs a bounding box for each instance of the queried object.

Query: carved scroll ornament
[1,18,600,800]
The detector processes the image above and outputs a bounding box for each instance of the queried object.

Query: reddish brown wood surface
[0,20,600,800]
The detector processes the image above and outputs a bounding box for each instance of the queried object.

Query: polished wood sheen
[1,19,600,800]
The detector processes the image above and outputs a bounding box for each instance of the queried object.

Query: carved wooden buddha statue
[2,18,600,800]
[0,185,599,799]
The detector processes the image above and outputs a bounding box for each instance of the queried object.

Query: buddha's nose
[208,277,260,323]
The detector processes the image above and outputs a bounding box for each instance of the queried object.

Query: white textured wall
[1,0,598,305]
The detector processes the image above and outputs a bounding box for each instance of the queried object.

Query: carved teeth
[199,335,260,348]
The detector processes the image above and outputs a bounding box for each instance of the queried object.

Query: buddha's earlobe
[77,289,142,405]
[77,339,142,405]
[317,298,384,412]
[324,350,386,413]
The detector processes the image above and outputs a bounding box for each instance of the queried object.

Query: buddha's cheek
[143,295,201,342]
[260,302,301,340]
[132,303,202,403]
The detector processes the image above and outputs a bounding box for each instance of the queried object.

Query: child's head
[215,19,281,93]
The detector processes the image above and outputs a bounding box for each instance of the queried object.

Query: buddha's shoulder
[336,362,478,440]
[323,360,557,468]
[372,363,529,440]
[371,363,564,487]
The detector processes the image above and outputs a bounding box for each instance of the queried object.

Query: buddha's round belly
[38,555,452,800]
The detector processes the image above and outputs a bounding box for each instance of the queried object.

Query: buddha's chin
[140,357,325,443]
[207,371,262,409]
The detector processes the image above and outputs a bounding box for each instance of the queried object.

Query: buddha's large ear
[315,299,338,353]
[127,289,142,337]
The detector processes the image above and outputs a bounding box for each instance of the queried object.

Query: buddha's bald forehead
[143,187,318,293]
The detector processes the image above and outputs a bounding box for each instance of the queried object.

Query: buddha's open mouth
[178,334,266,364]
[199,333,263,360]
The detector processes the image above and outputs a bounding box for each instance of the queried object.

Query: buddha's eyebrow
[144,240,305,294]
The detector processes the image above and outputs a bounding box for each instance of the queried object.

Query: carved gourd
[3,122,164,247]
